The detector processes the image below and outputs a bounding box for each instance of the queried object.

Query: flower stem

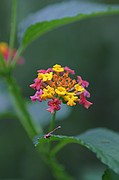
[5,75,42,139]
[8,0,17,63]
[49,110,56,131]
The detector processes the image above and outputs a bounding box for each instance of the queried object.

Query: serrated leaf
[35,128,119,174]
[19,1,119,49]
[102,169,119,180]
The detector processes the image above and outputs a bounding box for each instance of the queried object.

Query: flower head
[0,42,24,64]
[30,64,92,113]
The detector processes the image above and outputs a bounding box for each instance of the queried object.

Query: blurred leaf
[0,112,16,119]
[35,128,119,174]
[0,79,18,119]
[27,101,72,127]
[18,1,119,48]
[102,169,119,180]
[81,165,104,180]
[0,79,14,116]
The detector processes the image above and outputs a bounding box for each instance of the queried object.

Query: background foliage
[0,0,119,179]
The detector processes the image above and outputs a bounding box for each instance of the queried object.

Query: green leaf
[102,169,119,180]
[81,165,104,180]
[19,1,119,49]
[35,128,119,174]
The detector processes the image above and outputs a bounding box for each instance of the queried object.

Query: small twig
[44,126,61,138]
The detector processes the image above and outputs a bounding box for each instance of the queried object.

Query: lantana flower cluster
[30,64,92,113]
[0,42,23,64]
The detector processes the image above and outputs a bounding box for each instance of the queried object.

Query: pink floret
[64,66,75,75]
[47,98,61,113]
[79,93,92,109]
[84,89,90,98]
[30,78,42,91]
[77,76,89,87]
[30,90,42,102]
[37,68,53,74]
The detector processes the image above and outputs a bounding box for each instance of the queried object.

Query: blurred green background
[0,0,119,179]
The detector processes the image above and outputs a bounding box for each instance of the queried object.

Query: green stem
[5,75,42,139]
[51,141,68,156]
[12,46,24,68]
[49,110,56,131]
[47,154,73,180]
[0,53,7,71]
[38,144,73,180]
[8,0,17,63]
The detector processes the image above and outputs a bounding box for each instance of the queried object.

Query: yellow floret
[38,72,53,81]
[52,64,64,72]
[74,84,84,92]
[55,87,66,96]
[67,99,76,106]
[41,86,55,100]
[63,92,78,106]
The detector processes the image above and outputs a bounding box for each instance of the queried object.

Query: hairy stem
[8,0,17,63]
[47,154,73,180]
[38,144,73,180]
[5,75,42,138]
